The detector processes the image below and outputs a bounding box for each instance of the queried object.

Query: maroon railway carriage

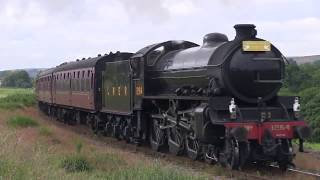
[35,68,54,105]
[53,60,95,110]
[36,52,133,123]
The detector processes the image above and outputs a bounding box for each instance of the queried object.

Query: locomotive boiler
[36,24,311,171]
[148,24,283,103]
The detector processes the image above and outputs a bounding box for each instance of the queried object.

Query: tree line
[280,60,320,142]
[0,70,33,88]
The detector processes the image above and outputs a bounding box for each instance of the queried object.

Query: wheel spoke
[219,138,240,170]
[150,118,165,152]
[168,127,184,155]
[185,135,201,160]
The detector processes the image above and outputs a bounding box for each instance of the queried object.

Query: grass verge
[0,158,26,180]
[61,154,92,173]
[304,142,320,151]
[7,116,38,128]
[38,126,53,136]
[0,93,35,109]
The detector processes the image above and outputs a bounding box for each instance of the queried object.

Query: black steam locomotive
[36,24,310,170]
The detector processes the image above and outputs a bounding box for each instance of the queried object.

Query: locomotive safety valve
[293,97,301,119]
[229,98,237,120]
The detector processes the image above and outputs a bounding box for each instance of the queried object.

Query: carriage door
[102,60,132,114]
[53,74,56,103]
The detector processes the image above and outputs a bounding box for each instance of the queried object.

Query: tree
[284,64,312,92]
[2,70,32,88]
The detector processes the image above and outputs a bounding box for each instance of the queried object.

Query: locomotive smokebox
[234,24,257,40]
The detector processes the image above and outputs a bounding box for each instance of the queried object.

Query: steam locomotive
[36,24,311,170]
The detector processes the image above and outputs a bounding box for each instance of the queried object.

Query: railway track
[270,165,320,179]
[42,112,320,180]
[289,167,320,178]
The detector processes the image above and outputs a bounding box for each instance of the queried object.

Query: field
[0,88,319,180]
[0,88,33,98]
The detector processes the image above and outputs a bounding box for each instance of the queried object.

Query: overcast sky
[0,0,319,70]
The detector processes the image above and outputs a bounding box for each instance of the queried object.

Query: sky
[0,0,319,70]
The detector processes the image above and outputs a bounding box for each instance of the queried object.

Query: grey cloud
[0,0,319,70]
[117,0,170,22]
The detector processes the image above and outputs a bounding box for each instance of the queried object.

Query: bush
[60,155,91,173]
[281,60,320,142]
[7,116,38,128]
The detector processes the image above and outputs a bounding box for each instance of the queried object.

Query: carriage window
[87,70,90,77]
[91,73,94,89]
[82,71,85,78]
[147,46,164,66]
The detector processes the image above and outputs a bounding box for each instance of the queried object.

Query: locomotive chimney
[234,24,257,40]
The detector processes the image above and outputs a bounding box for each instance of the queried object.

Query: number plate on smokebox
[242,41,271,52]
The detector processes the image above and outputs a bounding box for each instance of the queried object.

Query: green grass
[38,126,53,137]
[7,116,38,128]
[61,154,92,173]
[0,88,35,109]
[0,88,33,98]
[99,163,205,180]
[304,142,320,151]
[59,153,205,179]
[0,158,26,180]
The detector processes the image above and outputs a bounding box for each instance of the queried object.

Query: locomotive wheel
[278,139,293,171]
[168,127,184,156]
[185,135,201,160]
[104,122,113,137]
[123,125,133,143]
[220,138,240,170]
[112,123,121,140]
[239,141,250,169]
[149,119,165,152]
[204,146,218,165]
[91,118,99,134]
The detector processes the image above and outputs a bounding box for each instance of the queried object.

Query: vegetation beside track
[0,88,209,180]
[0,88,35,109]
[279,60,320,143]
[0,88,320,179]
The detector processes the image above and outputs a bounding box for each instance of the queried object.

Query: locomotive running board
[143,95,209,101]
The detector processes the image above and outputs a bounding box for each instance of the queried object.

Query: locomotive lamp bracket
[229,98,237,119]
[293,97,301,119]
